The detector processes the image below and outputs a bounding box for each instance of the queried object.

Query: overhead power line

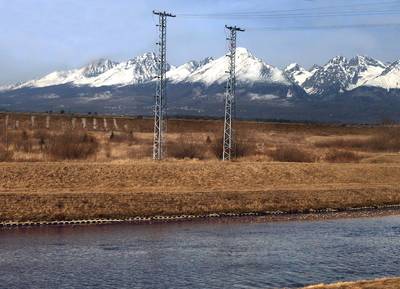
[178,10,400,20]
[177,0,400,18]
[247,22,400,31]
[175,1,400,32]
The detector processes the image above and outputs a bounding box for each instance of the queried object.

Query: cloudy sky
[1,0,400,85]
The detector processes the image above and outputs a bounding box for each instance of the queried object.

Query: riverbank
[1,161,400,223]
[1,204,400,228]
[304,277,400,288]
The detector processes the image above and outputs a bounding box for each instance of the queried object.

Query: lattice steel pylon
[222,25,245,161]
[152,11,175,160]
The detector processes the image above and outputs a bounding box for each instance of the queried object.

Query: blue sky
[1,0,400,85]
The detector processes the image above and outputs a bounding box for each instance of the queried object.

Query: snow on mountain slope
[82,59,119,78]
[86,53,163,87]
[3,49,399,96]
[185,48,290,86]
[364,60,400,89]
[0,84,15,91]
[167,57,214,83]
[284,63,313,86]
[17,69,84,89]
[347,55,386,89]
[167,61,200,83]
[13,53,163,89]
[303,56,353,95]
[303,55,387,95]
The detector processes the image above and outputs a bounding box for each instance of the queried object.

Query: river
[1,216,399,289]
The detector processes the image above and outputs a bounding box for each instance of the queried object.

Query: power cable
[177,0,400,18]
[247,22,400,31]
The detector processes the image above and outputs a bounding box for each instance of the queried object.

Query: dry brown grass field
[1,112,400,163]
[303,278,400,289]
[1,112,400,222]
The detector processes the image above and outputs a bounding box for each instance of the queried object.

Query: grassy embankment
[1,161,400,222]
[1,113,400,222]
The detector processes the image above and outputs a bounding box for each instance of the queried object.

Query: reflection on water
[1,216,399,289]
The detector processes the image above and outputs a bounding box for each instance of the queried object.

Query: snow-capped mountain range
[3,48,289,90]
[3,47,400,93]
[1,47,400,123]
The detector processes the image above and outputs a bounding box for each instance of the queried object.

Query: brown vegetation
[1,113,400,223]
[3,186,400,222]
[109,130,137,144]
[12,130,34,152]
[315,129,400,152]
[303,277,400,289]
[268,145,317,163]
[1,112,400,163]
[210,134,257,159]
[168,134,207,159]
[0,144,13,162]
[324,149,363,163]
[0,161,400,222]
[46,131,99,160]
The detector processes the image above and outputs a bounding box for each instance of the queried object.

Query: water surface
[1,216,399,289]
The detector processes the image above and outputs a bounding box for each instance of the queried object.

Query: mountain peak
[82,59,118,78]
[235,47,251,56]
[199,57,214,66]
[180,47,289,86]
[285,63,302,72]
[127,52,157,65]
[310,64,321,71]
[363,60,400,89]
[329,56,348,65]
[349,55,385,69]
[284,63,312,86]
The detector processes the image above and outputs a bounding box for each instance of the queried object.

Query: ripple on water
[0,216,399,289]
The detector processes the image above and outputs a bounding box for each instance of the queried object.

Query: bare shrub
[14,130,33,153]
[33,129,51,151]
[315,138,366,149]
[104,143,112,158]
[168,135,206,160]
[235,135,257,158]
[381,118,397,125]
[368,130,400,151]
[127,145,153,159]
[0,144,13,162]
[324,149,363,163]
[109,131,137,145]
[210,136,223,159]
[268,145,316,163]
[46,131,99,160]
[0,126,4,141]
[315,129,400,152]
[210,134,256,159]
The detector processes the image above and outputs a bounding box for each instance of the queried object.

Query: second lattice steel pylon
[222,25,245,161]
[152,11,175,160]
